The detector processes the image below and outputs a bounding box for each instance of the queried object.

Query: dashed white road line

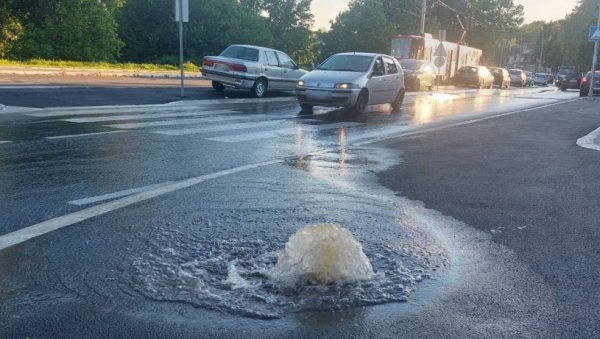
[0,140,12,144]
[577,126,600,151]
[63,109,235,123]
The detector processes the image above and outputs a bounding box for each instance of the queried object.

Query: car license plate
[214,63,229,72]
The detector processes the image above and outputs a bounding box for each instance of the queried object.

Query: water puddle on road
[125,145,449,319]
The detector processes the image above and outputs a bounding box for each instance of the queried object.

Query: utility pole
[589,2,600,97]
[539,27,544,72]
[420,0,426,35]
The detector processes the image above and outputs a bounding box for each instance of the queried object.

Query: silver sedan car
[296,52,405,113]
[202,44,307,98]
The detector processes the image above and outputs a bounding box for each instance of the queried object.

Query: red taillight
[581,78,588,84]
[202,58,214,67]
[229,63,247,72]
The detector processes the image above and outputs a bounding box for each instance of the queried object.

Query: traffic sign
[589,26,600,42]
[434,56,446,68]
[434,43,446,57]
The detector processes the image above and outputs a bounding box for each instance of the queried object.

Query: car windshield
[399,60,421,70]
[509,70,521,75]
[220,46,259,62]
[317,55,373,72]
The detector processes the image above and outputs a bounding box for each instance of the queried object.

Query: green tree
[238,0,315,64]
[559,0,600,71]
[117,0,272,65]
[320,0,395,58]
[6,0,123,61]
[0,0,24,57]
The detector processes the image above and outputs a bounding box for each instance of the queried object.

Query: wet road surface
[0,82,596,337]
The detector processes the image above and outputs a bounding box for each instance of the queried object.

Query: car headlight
[297,80,305,87]
[335,83,353,89]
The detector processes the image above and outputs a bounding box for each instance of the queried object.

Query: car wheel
[251,78,268,98]
[561,86,567,92]
[212,81,225,92]
[299,102,313,111]
[489,81,493,89]
[353,89,369,114]
[391,88,405,111]
[580,90,586,97]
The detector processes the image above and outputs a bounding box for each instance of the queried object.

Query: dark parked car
[509,69,527,87]
[454,66,494,89]
[561,72,583,91]
[399,59,436,91]
[579,71,600,96]
[489,67,510,89]
[533,73,553,86]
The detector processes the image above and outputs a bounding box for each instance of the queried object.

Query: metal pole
[178,0,185,98]
[589,2,600,98]
[420,0,426,35]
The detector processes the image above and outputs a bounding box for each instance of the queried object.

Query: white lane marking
[0,140,12,144]
[577,126,600,151]
[206,122,363,143]
[353,97,584,147]
[0,159,283,251]
[0,96,580,252]
[68,182,176,206]
[104,114,271,129]
[45,130,125,140]
[63,110,235,123]
[154,119,290,136]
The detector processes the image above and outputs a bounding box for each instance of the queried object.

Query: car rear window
[220,46,259,62]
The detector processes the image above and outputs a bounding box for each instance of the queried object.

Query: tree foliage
[5,0,124,61]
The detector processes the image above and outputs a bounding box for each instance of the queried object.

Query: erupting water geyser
[271,223,374,287]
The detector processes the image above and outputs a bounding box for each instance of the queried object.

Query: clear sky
[311,0,580,31]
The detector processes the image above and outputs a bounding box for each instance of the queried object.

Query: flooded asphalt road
[0,83,598,337]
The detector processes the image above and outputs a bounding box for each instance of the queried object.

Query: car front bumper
[296,87,359,108]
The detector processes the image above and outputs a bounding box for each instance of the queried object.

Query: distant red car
[580,71,600,96]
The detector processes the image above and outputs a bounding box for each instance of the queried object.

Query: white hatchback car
[202,44,307,97]
[296,52,405,113]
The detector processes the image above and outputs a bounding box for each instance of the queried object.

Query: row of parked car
[201,44,600,113]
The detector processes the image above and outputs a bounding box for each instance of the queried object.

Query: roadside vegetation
[0,0,597,72]
[0,59,200,72]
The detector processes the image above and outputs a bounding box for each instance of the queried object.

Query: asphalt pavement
[378,97,600,337]
[2,73,600,337]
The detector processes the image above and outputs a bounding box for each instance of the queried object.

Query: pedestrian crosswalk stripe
[45,131,126,140]
[205,122,363,143]
[63,110,236,123]
[154,119,289,136]
[104,114,272,129]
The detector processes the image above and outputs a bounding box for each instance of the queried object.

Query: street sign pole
[589,3,600,98]
[178,0,184,98]
[175,0,189,98]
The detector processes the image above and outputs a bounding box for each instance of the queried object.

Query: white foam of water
[270,223,374,287]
